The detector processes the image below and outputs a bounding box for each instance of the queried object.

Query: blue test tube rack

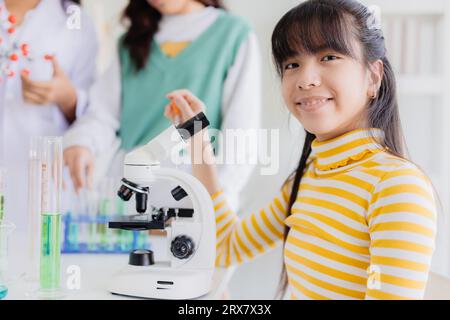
[61,212,152,254]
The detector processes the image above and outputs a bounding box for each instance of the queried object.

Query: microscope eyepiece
[118,184,134,201]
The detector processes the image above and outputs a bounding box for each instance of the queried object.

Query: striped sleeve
[365,165,437,300]
[211,182,291,267]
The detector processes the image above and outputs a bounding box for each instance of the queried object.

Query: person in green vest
[63,0,261,212]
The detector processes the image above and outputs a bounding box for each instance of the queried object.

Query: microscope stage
[108,208,194,231]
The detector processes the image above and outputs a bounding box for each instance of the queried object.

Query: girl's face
[281,43,382,141]
[147,0,203,15]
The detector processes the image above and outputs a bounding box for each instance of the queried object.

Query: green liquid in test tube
[98,198,109,250]
[68,214,79,251]
[37,137,63,298]
[40,213,61,289]
[0,194,4,222]
[0,219,16,300]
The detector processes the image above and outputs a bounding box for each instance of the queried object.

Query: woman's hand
[21,56,78,123]
[64,146,95,193]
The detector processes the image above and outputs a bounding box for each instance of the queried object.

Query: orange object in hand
[170,102,181,125]
[171,102,181,115]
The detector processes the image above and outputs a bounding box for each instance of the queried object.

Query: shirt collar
[310,128,385,171]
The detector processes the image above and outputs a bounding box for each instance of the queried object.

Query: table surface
[4,231,233,300]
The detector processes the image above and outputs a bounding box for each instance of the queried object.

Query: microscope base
[108,263,213,299]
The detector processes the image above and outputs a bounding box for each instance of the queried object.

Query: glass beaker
[0,220,16,300]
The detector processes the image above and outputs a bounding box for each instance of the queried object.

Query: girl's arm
[365,165,437,300]
[165,90,289,266]
[166,90,222,196]
[211,185,289,266]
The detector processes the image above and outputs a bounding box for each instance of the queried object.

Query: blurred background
[80,0,450,298]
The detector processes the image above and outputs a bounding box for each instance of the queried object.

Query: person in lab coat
[0,0,98,231]
[63,0,261,213]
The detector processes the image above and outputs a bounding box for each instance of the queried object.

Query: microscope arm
[124,112,210,166]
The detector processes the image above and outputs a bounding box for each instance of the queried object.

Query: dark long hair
[271,0,405,298]
[122,0,226,71]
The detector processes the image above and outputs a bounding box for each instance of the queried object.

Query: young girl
[165,0,437,300]
[63,0,261,212]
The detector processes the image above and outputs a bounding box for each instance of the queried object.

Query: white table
[4,232,234,300]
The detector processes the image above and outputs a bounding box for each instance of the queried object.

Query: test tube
[97,184,108,251]
[0,156,12,299]
[38,137,63,297]
[115,190,131,252]
[0,168,5,222]
[84,188,99,252]
[100,178,118,252]
[0,220,15,300]
[66,192,79,252]
[25,137,42,283]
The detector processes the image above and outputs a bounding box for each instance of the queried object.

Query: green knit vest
[118,10,251,150]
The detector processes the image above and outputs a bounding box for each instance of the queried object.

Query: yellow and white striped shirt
[212,128,437,300]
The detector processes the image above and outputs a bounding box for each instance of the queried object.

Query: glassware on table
[0,220,15,300]
[26,137,64,299]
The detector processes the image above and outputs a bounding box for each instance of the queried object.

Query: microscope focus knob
[170,235,195,260]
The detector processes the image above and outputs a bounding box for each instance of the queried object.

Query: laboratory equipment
[0,168,5,221]
[25,137,42,283]
[39,137,63,297]
[0,220,15,300]
[61,180,149,254]
[0,169,19,299]
[26,137,64,298]
[61,213,150,254]
[108,112,216,299]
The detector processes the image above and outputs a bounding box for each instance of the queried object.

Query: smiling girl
[165,0,437,300]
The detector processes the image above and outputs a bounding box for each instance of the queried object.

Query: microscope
[108,113,216,299]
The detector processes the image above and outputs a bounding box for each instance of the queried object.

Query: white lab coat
[0,0,98,231]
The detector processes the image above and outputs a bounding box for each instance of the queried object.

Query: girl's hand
[165,90,221,196]
[21,56,77,123]
[165,89,206,125]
